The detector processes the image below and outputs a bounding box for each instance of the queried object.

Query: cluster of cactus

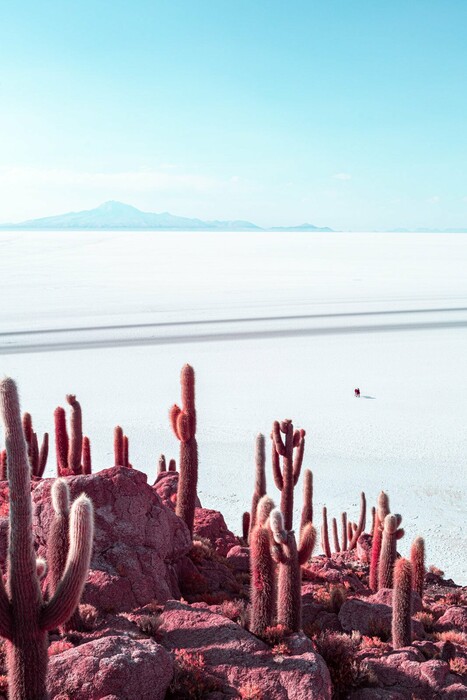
[55,394,92,476]
[114,425,131,468]
[157,453,177,476]
[271,419,305,531]
[0,378,94,700]
[170,364,198,537]
[320,491,366,556]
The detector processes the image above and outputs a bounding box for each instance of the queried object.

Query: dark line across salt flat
[0,317,466,355]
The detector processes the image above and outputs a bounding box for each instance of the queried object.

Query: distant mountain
[271,222,333,232]
[0,201,333,232]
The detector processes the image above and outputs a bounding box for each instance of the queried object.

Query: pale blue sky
[1,1,467,229]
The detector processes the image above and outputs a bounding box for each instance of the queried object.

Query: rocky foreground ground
[0,465,465,699]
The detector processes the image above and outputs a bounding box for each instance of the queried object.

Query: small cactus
[369,491,390,592]
[158,454,167,474]
[341,511,348,551]
[410,537,425,598]
[114,426,124,466]
[321,506,331,557]
[22,412,48,477]
[242,512,250,541]
[82,436,91,475]
[378,513,404,590]
[392,558,413,648]
[271,419,305,531]
[332,517,340,552]
[170,364,198,537]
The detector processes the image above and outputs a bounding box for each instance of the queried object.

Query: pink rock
[159,599,332,699]
[194,508,238,557]
[47,635,172,699]
[357,533,372,563]
[153,471,202,511]
[435,606,467,633]
[419,659,450,688]
[226,545,250,572]
[371,588,423,613]
[32,466,192,611]
[338,598,424,638]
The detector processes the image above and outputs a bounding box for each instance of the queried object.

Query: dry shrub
[449,657,467,677]
[48,640,74,656]
[271,641,291,656]
[137,613,162,639]
[434,630,467,646]
[413,611,435,633]
[78,603,99,631]
[314,631,363,698]
[262,624,291,646]
[329,585,347,613]
[167,649,221,699]
[238,682,264,699]
[428,565,444,577]
[220,599,250,628]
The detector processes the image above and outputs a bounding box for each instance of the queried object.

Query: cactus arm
[37,433,49,478]
[410,536,425,598]
[271,439,283,490]
[168,458,176,471]
[298,523,316,565]
[256,495,275,527]
[40,493,93,631]
[292,430,305,485]
[348,491,366,550]
[66,395,82,474]
[158,454,167,474]
[169,405,182,440]
[271,421,286,456]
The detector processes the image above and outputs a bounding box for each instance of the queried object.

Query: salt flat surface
[0,231,466,583]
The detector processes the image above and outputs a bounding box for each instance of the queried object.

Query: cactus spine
[170,364,198,537]
[369,491,390,592]
[0,378,94,700]
[410,536,425,598]
[271,419,305,531]
[378,513,404,590]
[249,433,266,537]
[392,558,413,648]
[270,508,316,632]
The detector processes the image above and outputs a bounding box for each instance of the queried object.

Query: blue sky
[1,1,467,229]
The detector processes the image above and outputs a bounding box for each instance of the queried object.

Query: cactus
[410,536,425,598]
[270,508,316,632]
[22,412,48,477]
[114,425,124,466]
[123,434,130,468]
[170,364,198,537]
[341,511,348,551]
[378,513,404,590]
[249,433,266,537]
[0,377,94,700]
[249,501,276,636]
[392,558,413,648]
[299,468,313,535]
[321,506,331,557]
[347,491,366,550]
[66,395,82,475]
[242,512,250,541]
[0,449,6,480]
[256,495,275,527]
[54,406,69,475]
[158,454,167,474]
[271,419,305,531]
[370,506,376,534]
[369,491,390,592]
[168,458,176,471]
[82,436,91,475]
[332,517,341,552]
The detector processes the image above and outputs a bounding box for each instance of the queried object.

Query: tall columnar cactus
[82,436,92,475]
[271,419,305,531]
[249,497,276,637]
[299,468,313,535]
[242,512,250,542]
[22,412,48,478]
[249,433,266,537]
[270,508,316,632]
[392,558,413,648]
[170,364,198,537]
[114,426,124,466]
[369,491,390,592]
[321,506,332,557]
[410,536,425,598]
[54,394,88,476]
[341,512,348,551]
[0,378,94,700]
[378,513,404,590]
[49,478,70,595]
[332,517,341,552]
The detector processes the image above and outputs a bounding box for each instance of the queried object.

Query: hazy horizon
[1,2,467,230]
